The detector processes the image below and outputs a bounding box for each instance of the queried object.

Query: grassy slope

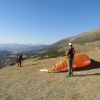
[38,41,100,60]
[0,51,100,100]
[44,28,100,49]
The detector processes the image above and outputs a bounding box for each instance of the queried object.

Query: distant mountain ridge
[0,44,47,52]
[44,28,100,50]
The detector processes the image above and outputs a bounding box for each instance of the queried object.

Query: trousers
[18,61,21,67]
[67,57,73,76]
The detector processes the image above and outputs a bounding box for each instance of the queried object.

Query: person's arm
[21,55,23,60]
[72,48,76,54]
[16,56,18,63]
[66,48,70,57]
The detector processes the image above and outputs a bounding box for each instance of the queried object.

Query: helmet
[68,43,72,45]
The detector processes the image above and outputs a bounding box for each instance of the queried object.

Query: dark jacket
[16,54,23,62]
[67,47,75,59]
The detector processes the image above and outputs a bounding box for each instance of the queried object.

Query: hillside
[0,51,14,67]
[37,41,100,60]
[0,44,46,67]
[1,40,100,69]
[0,51,12,58]
[44,28,100,50]
[0,51,100,100]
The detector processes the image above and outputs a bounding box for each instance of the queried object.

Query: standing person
[66,43,75,77]
[17,53,23,67]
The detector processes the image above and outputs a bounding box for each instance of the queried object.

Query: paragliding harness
[16,55,23,63]
[67,48,75,58]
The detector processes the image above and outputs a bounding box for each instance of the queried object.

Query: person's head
[20,53,22,56]
[68,43,72,48]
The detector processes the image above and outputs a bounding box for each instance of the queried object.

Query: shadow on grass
[74,59,100,71]
[71,59,100,77]
[73,73,100,77]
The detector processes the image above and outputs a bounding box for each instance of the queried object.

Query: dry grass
[59,41,100,54]
[0,52,100,100]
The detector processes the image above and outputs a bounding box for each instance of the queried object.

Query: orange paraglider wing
[40,54,91,72]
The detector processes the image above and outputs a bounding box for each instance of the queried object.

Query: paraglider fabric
[40,54,91,72]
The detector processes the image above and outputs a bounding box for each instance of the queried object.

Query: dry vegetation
[59,41,100,53]
[0,50,100,100]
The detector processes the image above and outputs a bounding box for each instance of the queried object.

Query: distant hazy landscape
[0,28,100,68]
[0,44,46,52]
[0,44,46,67]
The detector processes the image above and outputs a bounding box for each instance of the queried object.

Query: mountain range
[0,44,47,52]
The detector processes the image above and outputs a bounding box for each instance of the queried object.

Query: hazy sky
[0,0,100,44]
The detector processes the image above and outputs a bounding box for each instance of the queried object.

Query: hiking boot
[71,73,73,76]
[67,74,71,77]
[70,74,73,77]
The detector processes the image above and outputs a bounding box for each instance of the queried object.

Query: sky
[0,0,100,45]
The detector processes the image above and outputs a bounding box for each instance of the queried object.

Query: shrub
[38,48,65,60]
